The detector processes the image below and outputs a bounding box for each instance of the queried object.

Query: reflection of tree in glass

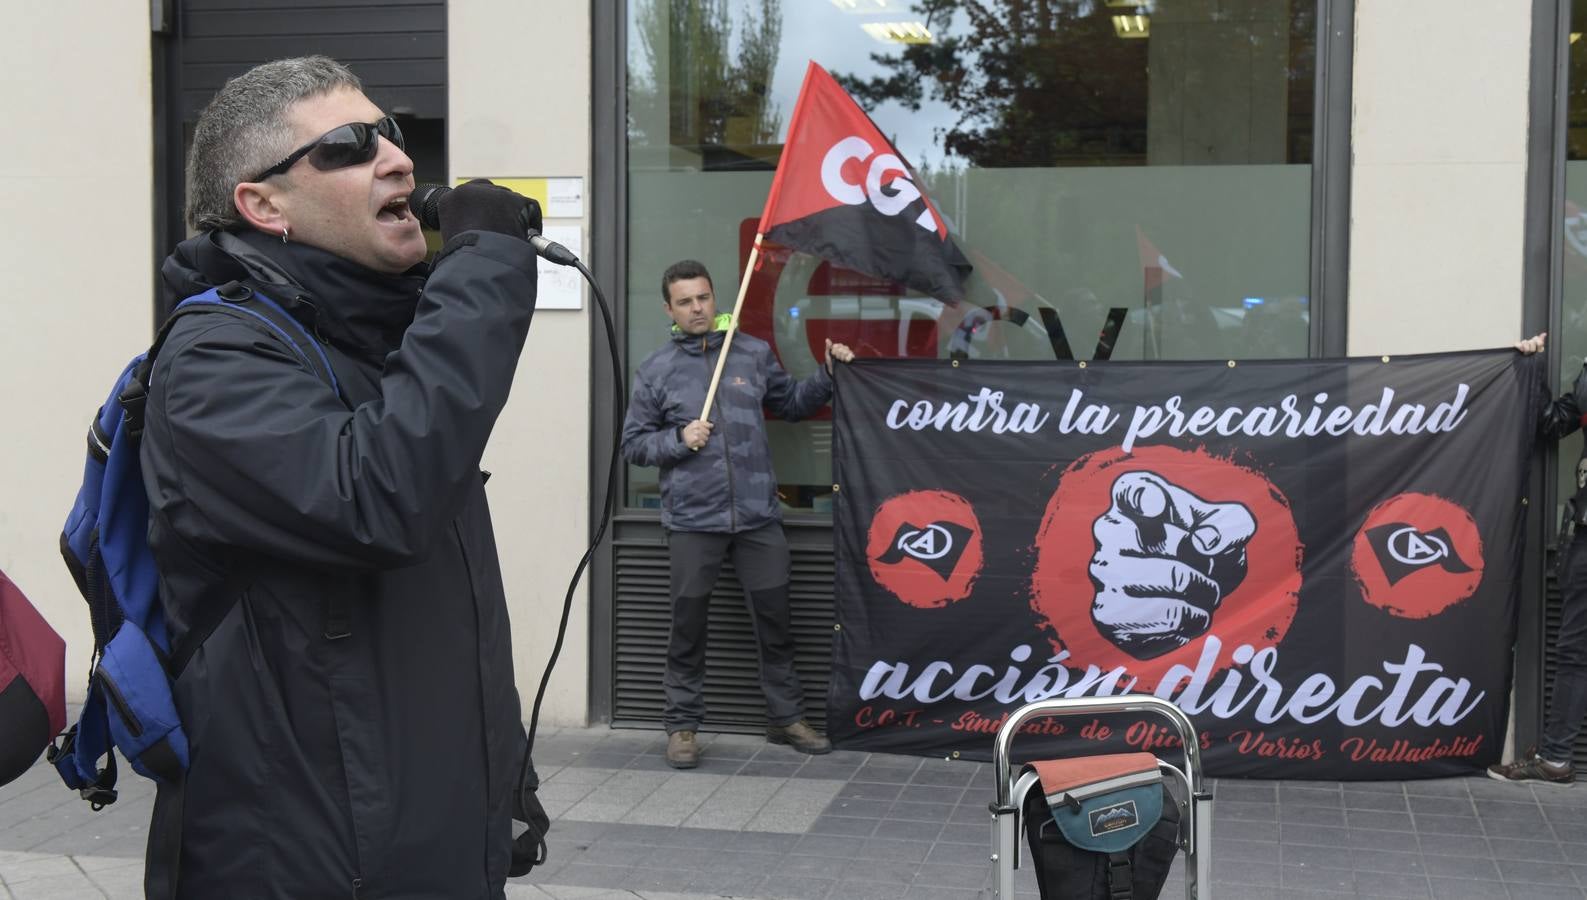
[630,0,784,148]
[1563,201,1587,388]
[836,0,1316,168]
[836,0,1148,167]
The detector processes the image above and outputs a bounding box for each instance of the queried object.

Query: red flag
[757,62,972,304]
[1135,225,1184,293]
[1136,226,1184,360]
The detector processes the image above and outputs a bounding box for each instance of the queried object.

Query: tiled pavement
[5,726,1587,898]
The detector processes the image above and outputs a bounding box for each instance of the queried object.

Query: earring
[281,225,290,244]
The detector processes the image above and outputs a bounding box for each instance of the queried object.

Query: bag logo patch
[1088,800,1139,836]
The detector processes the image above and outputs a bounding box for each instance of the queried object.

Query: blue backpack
[49,282,338,808]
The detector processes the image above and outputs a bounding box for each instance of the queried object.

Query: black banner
[830,352,1542,778]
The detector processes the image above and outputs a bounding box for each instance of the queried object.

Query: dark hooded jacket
[140,227,537,899]
[1543,363,1587,525]
[621,318,832,533]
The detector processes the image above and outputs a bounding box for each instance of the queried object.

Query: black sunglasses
[250,116,405,182]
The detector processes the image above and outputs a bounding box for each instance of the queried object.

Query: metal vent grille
[178,0,448,120]
[612,533,836,733]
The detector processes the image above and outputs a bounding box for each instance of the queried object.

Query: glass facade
[624,0,1321,510]
[1561,2,1587,515]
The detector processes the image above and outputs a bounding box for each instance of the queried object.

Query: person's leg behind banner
[663,529,731,768]
[731,522,830,755]
[1491,532,1587,785]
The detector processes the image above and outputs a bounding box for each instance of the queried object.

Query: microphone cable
[407,185,624,858]
[526,248,622,752]
[509,237,623,871]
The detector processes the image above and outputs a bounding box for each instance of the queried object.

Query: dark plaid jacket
[622,319,832,533]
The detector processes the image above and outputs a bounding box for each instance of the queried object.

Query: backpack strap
[120,282,343,441]
[138,284,354,658]
[1107,851,1132,899]
[208,282,342,396]
[48,690,120,808]
[165,566,252,679]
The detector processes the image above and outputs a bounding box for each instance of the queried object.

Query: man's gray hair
[186,56,363,231]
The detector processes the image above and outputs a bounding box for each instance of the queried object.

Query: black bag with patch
[1020,753,1182,900]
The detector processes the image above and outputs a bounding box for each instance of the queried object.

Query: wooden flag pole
[699,234,764,421]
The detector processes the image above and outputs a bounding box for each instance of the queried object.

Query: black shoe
[1487,752,1573,786]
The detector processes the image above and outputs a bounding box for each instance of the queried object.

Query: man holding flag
[621,260,853,768]
[622,61,971,767]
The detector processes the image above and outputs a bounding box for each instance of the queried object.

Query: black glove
[437,179,542,245]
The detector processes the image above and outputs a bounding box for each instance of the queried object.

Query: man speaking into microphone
[141,56,539,898]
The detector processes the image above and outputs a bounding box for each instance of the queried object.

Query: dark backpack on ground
[1020,753,1182,900]
[49,283,338,807]
[0,568,66,787]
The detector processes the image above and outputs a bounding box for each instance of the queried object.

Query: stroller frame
[989,695,1213,899]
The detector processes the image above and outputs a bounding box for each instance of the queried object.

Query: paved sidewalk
[4,725,1587,898]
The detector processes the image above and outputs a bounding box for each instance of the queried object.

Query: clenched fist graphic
[1090,471,1258,660]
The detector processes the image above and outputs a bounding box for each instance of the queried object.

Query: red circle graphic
[1350,493,1483,618]
[1029,446,1303,691]
[866,490,985,608]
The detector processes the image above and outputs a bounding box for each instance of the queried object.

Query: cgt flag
[757,62,973,304]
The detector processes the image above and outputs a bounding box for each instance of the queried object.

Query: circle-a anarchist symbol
[867,490,984,608]
[1351,492,1483,619]
[894,524,955,561]
[1383,526,1450,567]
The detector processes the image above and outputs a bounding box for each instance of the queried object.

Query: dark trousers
[663,523,805,733]
[1543,532,1587,762]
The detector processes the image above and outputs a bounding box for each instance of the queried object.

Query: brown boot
[767,720,831,755]
[665,730,700,769]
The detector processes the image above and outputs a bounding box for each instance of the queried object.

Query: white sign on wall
[546,177,584,218]
[537,224,584,310]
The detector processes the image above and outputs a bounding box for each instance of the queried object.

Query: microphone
[409,183,579,267]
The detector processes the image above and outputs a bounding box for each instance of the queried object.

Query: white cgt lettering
[820,136,870,206]
[865,153,919,216]
[820,136,940,234]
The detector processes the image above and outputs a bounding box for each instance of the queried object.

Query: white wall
[1348,0,1533,354]
[449,2,593,726]
[0,6,153,688]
